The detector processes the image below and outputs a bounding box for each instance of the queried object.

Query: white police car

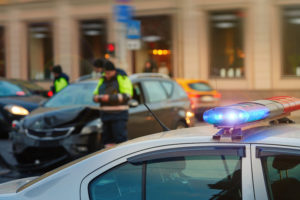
[0,96,299,200]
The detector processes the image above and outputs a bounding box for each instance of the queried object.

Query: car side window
[88,153,242,200]
[161,81,173,97]
[142,81,168,103]
[172,83,188,99]
[260,153,300,200]
[132,83,144,104]
[89,163,142,200]
[146,155,242,200]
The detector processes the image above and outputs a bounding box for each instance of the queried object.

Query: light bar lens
[203,104,270,126]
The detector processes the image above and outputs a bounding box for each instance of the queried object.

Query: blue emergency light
[204,96,300,128]
[203,103,269,126]
[204,96,300,140]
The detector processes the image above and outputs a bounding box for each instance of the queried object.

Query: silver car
[1,97,300,200]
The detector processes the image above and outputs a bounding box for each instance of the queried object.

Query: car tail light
[187,92,201,99]
[214,92,221,99]
[47,90,53,97]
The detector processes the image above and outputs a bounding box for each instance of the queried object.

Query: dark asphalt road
[0,112,300,184]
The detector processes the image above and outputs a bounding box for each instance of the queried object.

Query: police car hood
[22,106,100,129]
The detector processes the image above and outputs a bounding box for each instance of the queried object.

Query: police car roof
[120,124,300,147]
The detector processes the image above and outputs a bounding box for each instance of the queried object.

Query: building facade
[0,0,300,90]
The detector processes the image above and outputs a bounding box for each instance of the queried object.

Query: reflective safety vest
[54,77,68,93]
[93,74,133,97]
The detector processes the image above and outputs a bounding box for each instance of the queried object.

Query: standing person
[77,58,127,81]
[93,58,128,76]
[93,60,133,148]
[143,60,158,73]
[51,65,69,94]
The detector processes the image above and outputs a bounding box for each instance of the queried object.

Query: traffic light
[106,43,115,57]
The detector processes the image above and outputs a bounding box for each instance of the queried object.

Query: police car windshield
[44,82,98,107]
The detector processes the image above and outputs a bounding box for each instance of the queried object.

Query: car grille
[25,127,74,140]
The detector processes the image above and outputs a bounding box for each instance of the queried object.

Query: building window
[209,10,245,78]
[133,15,172,76]
[80,20,107,76]
[28,22,54,80]
[0,26,5,77]
[282,7,300,77]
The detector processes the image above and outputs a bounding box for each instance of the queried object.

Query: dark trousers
[102,119,128,145]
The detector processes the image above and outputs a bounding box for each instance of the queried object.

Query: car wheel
[175,121,187,129]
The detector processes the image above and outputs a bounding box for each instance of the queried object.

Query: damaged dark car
[10,74,195,168]
[0,78,47,137]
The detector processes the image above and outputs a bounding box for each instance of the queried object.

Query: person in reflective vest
[51,65,69,94]
[93,60,133,148]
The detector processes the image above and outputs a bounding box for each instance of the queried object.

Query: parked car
[175,78,221,120]
[1,96,300,200]
[0,78,47,137]
[10,73,195,167]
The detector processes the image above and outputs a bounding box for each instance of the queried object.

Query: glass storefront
[209,10,245,78]
[282,7,300,77]
[0,26,5,77]
[79,19,107,76]
[133,15,172,76]
[28,22,54,80]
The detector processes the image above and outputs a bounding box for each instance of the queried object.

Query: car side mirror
[128,99,139,107]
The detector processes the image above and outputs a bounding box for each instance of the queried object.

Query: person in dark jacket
[76,58,127,82]
[143,60,158,73]
[94,58,127,76]
[93,60,133,148]
[51,65,69,94]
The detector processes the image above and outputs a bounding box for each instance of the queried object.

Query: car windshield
[0,80,29,97]
[13,80,45,92]
[188,82,213,92]
[44,82,98,107]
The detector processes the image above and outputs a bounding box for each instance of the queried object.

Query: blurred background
[0,0,299,101]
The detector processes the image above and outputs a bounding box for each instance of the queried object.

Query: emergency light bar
[204,96,300,140]
[204,96,300,128]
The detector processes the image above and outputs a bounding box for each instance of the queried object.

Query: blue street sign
[127,20,141,39]
[114,5,133,23]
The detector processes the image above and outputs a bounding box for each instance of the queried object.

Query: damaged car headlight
[81,119,102,135]
[5,105,29,116]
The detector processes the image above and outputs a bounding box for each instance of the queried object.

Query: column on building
[7,9,24,79]
[55,1,74,80]
[252,0,272,89]
[179,0,201,79]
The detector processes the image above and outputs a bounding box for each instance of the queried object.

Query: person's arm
[93,94,109,103]
[106,75,133,104]
[93,78,105,103]
[108,93,130,104]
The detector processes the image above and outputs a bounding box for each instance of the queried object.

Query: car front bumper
[10,129,102,167]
